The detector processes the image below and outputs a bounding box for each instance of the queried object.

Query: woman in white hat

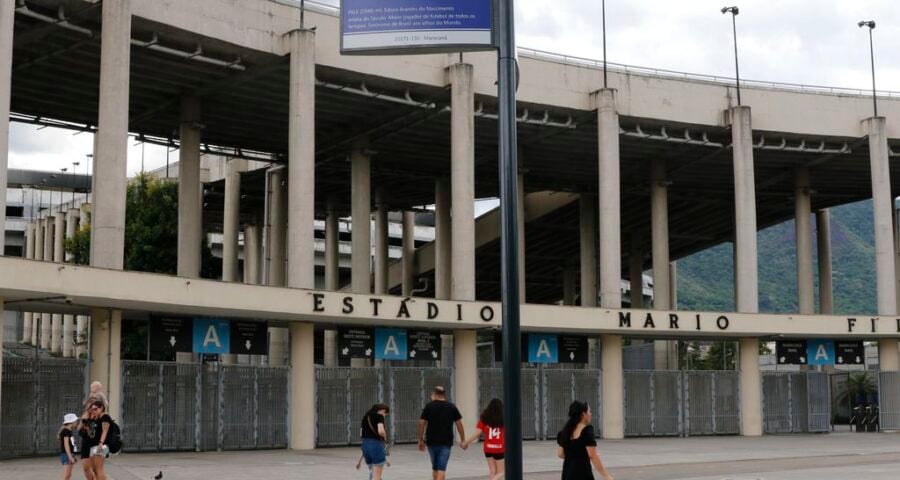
[58,413,79,479]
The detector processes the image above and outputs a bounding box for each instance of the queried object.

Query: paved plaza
[4,432,900,480]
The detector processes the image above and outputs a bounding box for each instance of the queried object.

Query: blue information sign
[375,328,408,360]
[807,339,835,366]
[527,334,558,364]
[341,0,493,54]
[193,318,230,354]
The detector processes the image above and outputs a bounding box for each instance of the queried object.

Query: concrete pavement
[4,433,900,480]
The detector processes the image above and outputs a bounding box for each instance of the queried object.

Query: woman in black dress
[556,401,613,480]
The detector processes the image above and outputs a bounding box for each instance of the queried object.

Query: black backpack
[106,420,122,454]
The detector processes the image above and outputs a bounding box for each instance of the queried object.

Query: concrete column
[91,0,131,270]
[23,223,36,343]
[63,315,75,357]
[402,210,416,296]
[596,89,623,439]
[651,158,670,310]
[244,224,261,285]
[269,327,287,366]
[42,217,53,263]
[629,236,643,308]
[32,313,39,346]
[325,199,340,291]
[0,0,14,251]
[729,106,762,433]
[222,158,246,282]
[597,90,621,308]
[40,312,51,350]
[177,96,202,279]
[795,167,814,314]
[669,261,678,310]
[34,219,45,261]
[53,214,65,263]
[323,330,338,367]
[89,309,122,420]
[373,191,389,295]
[739,338,762,435]
[51,313,62,354]
[865,117,900,371]
[64,208,79,262]
[289,322,315,449]
[287,29,317,290]
[453,329,478,429]
[75,315,87,358]
[563,268,576,306]
[579,195,597,307]
[435,178,452,300]
[517,172,526,301]
[730,106,759,313]
[600,334,623,439]
[268,168,287,286]
[351,149,372,294]
[450,63,475,302]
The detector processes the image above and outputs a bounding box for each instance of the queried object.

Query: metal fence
[315,366,453,447]
[121,361,289,452]
[880,372,900,431]
[1,357,86,458]
[762,371,830,434]
[624,370,740,437]
[479,368,540,439]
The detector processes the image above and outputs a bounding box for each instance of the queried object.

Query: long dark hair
[480,398,503,427]
[558,401,589,447]
[366,403,390,417]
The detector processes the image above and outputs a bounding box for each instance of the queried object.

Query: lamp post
[858,20,877,117]
[721,6,741,105]
[72,162,80,204]
[60,168,68,209]
[602,0,608,88]
[85,154,92,203]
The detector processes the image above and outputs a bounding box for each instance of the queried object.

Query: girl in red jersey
[462,398,505,480]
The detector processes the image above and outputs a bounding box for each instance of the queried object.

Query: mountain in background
[677,199,877,315]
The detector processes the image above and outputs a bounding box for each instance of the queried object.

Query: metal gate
[684,371,740,435]
[478,368,540,439]
[762,371,830,433]
[542,369,602,440]
[624,370,682,436]
[880,372,900,431]
[314,367,452,447]
[0,357,85,458]
[121,361,289,452]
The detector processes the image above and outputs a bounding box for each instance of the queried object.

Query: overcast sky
[10,0,900,178]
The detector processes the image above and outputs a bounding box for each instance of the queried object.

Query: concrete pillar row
[579,195,597,307]
[51,313,62,354]
[325,198,340,291]
[34,219,45,261]
[595,89,623,439]
[53,214,65,263]
[90,0,131,270]
[651,158,670,310]
[795,167,814,314]
[177,95,203,279]
[287,28,317,291]
[289,323,316,450]
[42,217,53,264]
[816,210,833,314]
[434,178,452,300]
[222,158,246,282]
[351,149,372,294]
[729,105,763,436]
[401,210,416,297]
[0,0,13,251]
[267,167,287,287]
[865,117,900,372]
[63,315,75,357]
[373,190,389,295]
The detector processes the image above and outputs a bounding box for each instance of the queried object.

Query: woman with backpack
[461,398,505,480]
[357,403,390,480]
[556,401,613,480]
[80,400,114,480]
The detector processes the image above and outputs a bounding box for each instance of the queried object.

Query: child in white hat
[59,413,79,478]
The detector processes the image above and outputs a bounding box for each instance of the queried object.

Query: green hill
[677,199,877,315]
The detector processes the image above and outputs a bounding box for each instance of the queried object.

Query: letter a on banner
[375,328,408,360]
[528,334,558,363]
[193,318,230,354]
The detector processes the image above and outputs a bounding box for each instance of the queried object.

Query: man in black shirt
[417,386,465,480]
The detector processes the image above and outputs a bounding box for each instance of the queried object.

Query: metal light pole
[60,168,68,209]
[85,154,92,203]
[721,6,741,105]
[72,162,80,204]
[858,20,877,117]
[602,0,608,88]
[497,0,522,478]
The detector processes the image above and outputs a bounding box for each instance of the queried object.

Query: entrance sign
[835,341,864,365]
[193,318,231,354]
[230,321,268,355]
[375,327,408,360]
[340,0,494,55]
[408,330,441,360]
[776,340,807,365]
[339,327,375,359]
[527,334,558,363]
[150,317,193,355]
[559,336,588,364]
[807,339,835,366]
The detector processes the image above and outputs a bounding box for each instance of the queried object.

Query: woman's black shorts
[484,452,505,460]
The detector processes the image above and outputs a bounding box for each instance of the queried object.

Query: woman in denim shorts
[357,403,390,480]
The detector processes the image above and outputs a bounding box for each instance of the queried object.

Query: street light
[60,168,68,209]
[72,161,80,204]
[858,20,877,116]
[85,154,93,203]
[721,6,741,105]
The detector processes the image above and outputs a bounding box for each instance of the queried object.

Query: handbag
[367,415,391,456]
